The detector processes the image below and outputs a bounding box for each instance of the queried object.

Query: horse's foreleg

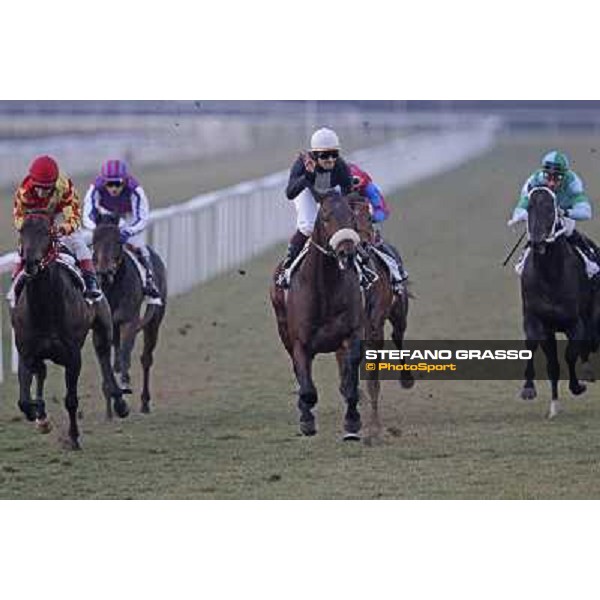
[521,339,538,400]
[64,354,82,450]
[363,316,385,443]
[390,298,414,389]
[336,337,362,441]
[92,313,129,421]
[112,324,121,374]
[566,323,587,397]
[118,322,137,394]
[292,341,317,436]
[17,359,36,422]
[140,313,163,414]
[540,335,561,418]
[34,362,51,433]
[522,317,542,401]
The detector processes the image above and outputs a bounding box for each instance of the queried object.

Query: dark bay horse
[271,192,367,439]
[520,186,591,418]
[348,195,414,440]
[92,214,167,413]
[11,213,129,449]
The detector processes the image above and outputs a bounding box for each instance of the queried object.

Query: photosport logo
[358,341,587,381]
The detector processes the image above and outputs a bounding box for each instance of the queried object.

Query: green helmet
[542,150,570,174]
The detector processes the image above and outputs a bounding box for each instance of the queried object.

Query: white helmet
[310,127,340,152]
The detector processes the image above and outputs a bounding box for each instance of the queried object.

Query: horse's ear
[98,212,119,225]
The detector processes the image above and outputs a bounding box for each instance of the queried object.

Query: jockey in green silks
[508,150,600,277]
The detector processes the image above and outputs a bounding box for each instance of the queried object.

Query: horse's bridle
[310,227,361,257]
[527,186,568,244]
[20,210,59,274]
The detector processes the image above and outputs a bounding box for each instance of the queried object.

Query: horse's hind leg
[34,362,51,433]
[140,312,163,414]
[540,336,561,419]
[17,359,36,422]
[64,355,82,450]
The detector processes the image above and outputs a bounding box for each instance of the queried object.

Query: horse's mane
[93,221,121,245]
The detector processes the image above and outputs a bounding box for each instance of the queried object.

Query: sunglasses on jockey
[313,150,339,160]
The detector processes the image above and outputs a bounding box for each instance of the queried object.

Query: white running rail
[0,118,500,383]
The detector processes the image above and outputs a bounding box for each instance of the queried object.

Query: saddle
[515,234,600,280]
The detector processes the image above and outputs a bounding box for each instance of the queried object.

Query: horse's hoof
[581,363,595,382]
[18,402,36,422]
[342,432,361,442]
[140,402,151,414]
[547,401,563,420]
[344,417,362,436]
[63,438,81,451]
[114,400,130,419]
[299,419,317,437]
[35,417,52,434]
[520,387,537,401]
[400,376,415,389]
[570,381,587,396]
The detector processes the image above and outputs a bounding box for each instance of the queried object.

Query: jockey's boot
[79,259,103,301]
[82,270,103,301]
[276,230,308,289]
[137,251,162,299]
[379,240,409,282]
[569,231,600,278]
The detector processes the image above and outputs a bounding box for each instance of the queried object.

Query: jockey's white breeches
[294,189,319,236]
[61,230,92,261]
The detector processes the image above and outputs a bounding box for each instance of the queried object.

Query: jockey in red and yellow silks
[13,155,102,300]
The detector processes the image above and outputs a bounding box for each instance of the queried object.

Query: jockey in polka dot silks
[82,160,161,298]
[13,155,103,301]
[508,150,600,276]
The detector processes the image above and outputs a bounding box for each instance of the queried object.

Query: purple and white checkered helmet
[100,159,129,182]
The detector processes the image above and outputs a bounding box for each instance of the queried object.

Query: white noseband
[329,228,360,251]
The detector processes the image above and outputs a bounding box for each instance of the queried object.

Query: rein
[309,238,334,257]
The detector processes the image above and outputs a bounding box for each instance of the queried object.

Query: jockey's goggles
[351,176,362,187]
[314,150,339,160]
[33,185,55,197]
[544,170,565,183]
[105,179,124,189]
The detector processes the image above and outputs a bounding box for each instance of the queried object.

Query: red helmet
[29,155,59,187]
